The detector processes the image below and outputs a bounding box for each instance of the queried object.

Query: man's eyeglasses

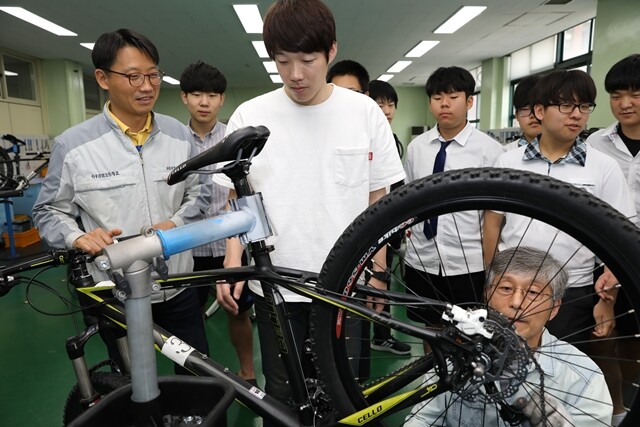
[516,107,533,117]
[490,284,553,302]
[103,69,164,87]
[548,102,596,115]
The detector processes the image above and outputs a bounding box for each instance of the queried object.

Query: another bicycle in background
[0,133,50,191]
[1,126,640,426]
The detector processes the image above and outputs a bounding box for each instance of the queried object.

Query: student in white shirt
[403,66,504,334]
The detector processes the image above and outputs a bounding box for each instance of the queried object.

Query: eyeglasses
[490,284,553,302]
[516,107,533,117]
[548,102,596,115]
[103,69,164,87]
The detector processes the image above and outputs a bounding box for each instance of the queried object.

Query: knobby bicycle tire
[62,370,130,425]
[312,168,640,427]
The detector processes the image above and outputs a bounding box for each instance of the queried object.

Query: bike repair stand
[118,260,164,426]
[0,189,23,259]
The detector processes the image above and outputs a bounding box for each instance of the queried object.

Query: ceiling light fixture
[0,7,77,36]
[434,6,486,34]
[387,61,412,73]
[4,71,18,77]
[162,76,180,85]
[262,61,278,73]
[270,74,283,84]
[405,41,440,58]
[233,4,263,34]
[80,43,95,50]
[252,41,269,58]
[377,74,394,82]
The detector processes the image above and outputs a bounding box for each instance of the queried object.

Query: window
[510,35,557,79]
[468,93,480,128]
[2,54,37,101]
[83,73,106,112]
[508,19,594,125]
[561,20,593,62]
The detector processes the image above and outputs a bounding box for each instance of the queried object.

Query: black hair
[263,0,336,60]
[92,29,159,70]
[513,74,540,110]
[604,54,640,93]
[326,60,370,92]
[179,61,227,94]
[531,69,596,106]
[425,66,475,99]
[368,80,398,106]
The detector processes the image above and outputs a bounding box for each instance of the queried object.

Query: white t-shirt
[403,123,505,275]
[495,142,636,288]
[213,85,405,301]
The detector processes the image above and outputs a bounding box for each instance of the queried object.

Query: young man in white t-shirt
[213,0,405,417]
[484,69,635,355]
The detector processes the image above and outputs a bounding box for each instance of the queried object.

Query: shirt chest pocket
[571,180,596,196]
[150,169,183,207]
[334,147,369,188]
[74,175,138,214]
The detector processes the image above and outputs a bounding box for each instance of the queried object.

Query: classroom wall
[588,0,640,128]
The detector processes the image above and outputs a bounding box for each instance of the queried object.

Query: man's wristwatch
[371,269,391,283]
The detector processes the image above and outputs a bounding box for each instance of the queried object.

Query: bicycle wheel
[62,370,130,425]
[312,168,640,427]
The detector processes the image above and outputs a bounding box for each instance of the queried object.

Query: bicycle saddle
[167,125,270,185]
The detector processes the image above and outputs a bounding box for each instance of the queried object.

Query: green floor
[0,252,261,427]
[0,246,416,426]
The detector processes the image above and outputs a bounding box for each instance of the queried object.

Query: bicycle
[0,133,50,191]
[2,125,640,426]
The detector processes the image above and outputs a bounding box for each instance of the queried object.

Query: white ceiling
[0,0,597,88]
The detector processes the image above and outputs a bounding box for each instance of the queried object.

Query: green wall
[589,0,640,128]
[42,59,86,137]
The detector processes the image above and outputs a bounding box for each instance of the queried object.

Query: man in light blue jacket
[33,29,212,371]
[405,247,612,426]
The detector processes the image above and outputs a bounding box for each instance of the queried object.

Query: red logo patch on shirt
[368,151,373,160]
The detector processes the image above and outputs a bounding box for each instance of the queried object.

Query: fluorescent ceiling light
[0,7,77,36]
[233,4,263,34]
[377,74,394,82]
[252,41,269,58]
[263,61,278,73]
[80,43,95,50]
[405,41,440,58]
[270,74,283,84]
[387,61,412,73]
[4,71,18,77]
[434,6,486,34]
[162,75,180,85]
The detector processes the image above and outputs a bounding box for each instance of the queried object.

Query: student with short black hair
[403,66,504,335]
[326,59,370,93]
[484,69,635,356]
[505,74,541,150]
[179,61,256,385]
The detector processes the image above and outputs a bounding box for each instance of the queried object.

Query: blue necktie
[424,140,452,239]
